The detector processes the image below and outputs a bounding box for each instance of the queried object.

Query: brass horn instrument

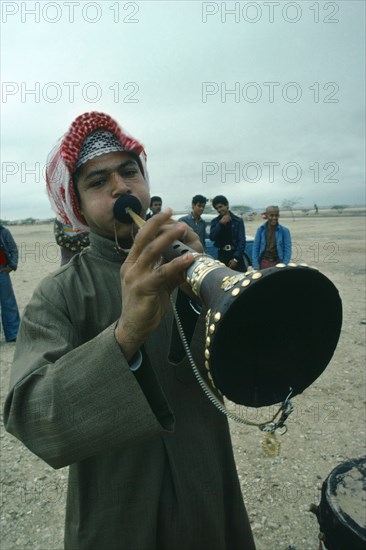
[114,196,343,408]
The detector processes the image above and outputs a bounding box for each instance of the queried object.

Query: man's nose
[111,172,131,196]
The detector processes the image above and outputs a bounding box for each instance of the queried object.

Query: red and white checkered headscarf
[46,112,148,231]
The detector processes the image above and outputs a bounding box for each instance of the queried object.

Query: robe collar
[88,232,129,263]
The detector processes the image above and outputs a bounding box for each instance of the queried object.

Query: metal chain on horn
[170,296,293,432]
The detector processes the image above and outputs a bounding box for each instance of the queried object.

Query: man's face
[266,208,280,226]
[76,151,149,244]
[151,201,162,214]
[192,202,206,218]
[214,203,229,216]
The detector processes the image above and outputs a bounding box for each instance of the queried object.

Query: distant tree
[22,217,36,225]
[281,197,303,221]
[302,209,310,216]
[331,205,347,215]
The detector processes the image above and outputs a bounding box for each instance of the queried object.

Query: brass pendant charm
[262,432,281,457]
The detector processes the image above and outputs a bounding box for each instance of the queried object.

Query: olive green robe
[4,232,256,550]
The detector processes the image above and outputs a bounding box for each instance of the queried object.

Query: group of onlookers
[176,194,291,273]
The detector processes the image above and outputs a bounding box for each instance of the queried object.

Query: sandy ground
[1,213,365,549]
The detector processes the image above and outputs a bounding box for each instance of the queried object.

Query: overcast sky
[1,0,365,220]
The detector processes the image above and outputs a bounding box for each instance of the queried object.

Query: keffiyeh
[46,112,148,231]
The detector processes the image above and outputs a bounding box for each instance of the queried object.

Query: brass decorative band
[186,255,224,297]
[204,309,220,391]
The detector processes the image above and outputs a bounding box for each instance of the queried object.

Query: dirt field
[1,213,365,549]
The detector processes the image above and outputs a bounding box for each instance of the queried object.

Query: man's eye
[123,170,138,177]
[90,179,106,188]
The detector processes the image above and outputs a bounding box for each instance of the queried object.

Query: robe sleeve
[3,276,174,470]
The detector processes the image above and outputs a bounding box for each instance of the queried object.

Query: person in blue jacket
[210,195,246,271]
[0,224,20,342]
[179,194,207,249]
[252,206,292,270]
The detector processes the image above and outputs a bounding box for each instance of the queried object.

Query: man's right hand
[114,210,196,361]
[219,214,231,225]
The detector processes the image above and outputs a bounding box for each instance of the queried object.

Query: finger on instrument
[127,210,188,265]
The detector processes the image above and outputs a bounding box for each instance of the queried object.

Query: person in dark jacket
[0,224,20,342]
[210,195,246,271]
[145,195,162,220]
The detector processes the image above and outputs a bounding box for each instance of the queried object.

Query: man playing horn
[4,112,256,550]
